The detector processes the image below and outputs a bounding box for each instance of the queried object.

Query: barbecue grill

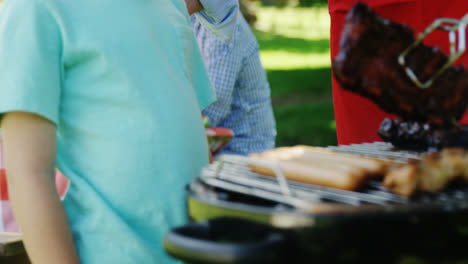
[163,142,468,264]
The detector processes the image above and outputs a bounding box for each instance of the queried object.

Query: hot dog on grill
[248,146,391,191]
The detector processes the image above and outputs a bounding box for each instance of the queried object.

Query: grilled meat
[378,118,468,151]
[332,3,468,128]
[384,148,468,196]
[383,163,419,197]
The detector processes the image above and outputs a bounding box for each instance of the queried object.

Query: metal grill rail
[327,142,423,162]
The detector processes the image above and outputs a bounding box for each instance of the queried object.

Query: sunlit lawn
[253,4,337,147]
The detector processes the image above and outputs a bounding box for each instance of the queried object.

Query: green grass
[274,102,336,147]
[267,67,332,97]
[253,4,337,147]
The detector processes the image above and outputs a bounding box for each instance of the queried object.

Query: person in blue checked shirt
[187,3,277,155]
[0,0,237,263]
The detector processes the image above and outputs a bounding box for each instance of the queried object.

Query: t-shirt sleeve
[0,0,62,125]
[183,25,216,111]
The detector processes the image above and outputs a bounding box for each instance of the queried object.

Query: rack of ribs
[332,3,468,140]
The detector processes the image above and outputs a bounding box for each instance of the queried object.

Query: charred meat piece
[378,118,468,151]
[332,3,468,128]
[384,148,468,196]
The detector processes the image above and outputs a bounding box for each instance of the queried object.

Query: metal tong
[399,13,468,89]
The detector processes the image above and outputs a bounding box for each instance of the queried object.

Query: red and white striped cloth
[0,134,69,233]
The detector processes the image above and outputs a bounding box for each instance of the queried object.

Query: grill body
[164,143,468,264]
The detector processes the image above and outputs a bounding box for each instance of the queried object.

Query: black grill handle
[163,218,295,264]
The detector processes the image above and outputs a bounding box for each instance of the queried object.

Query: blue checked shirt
[192,13,277,155]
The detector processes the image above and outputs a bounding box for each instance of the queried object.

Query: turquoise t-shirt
[0,0,215,263]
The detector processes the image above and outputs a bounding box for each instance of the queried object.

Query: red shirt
[329,0,468,145]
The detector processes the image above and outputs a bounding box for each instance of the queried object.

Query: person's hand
[184,0,203,15]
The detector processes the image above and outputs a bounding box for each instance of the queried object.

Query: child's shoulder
[3,0,49,7]
[0,0,63,42]
[1,0,57,13]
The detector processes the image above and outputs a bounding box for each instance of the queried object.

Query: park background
[1,1,468,264]
[243,0,337,148]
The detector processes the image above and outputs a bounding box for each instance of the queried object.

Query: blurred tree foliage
[240,0,258,24]
[298,0,328,6]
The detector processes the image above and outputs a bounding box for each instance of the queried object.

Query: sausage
[248,146,391,191]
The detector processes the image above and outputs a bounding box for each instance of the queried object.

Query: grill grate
[326,142,423,162]
[199,142,468,212]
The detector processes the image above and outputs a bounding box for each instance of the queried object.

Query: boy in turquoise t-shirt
[0,0,237,263]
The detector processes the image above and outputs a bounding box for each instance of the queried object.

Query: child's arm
[1,112,80,264]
